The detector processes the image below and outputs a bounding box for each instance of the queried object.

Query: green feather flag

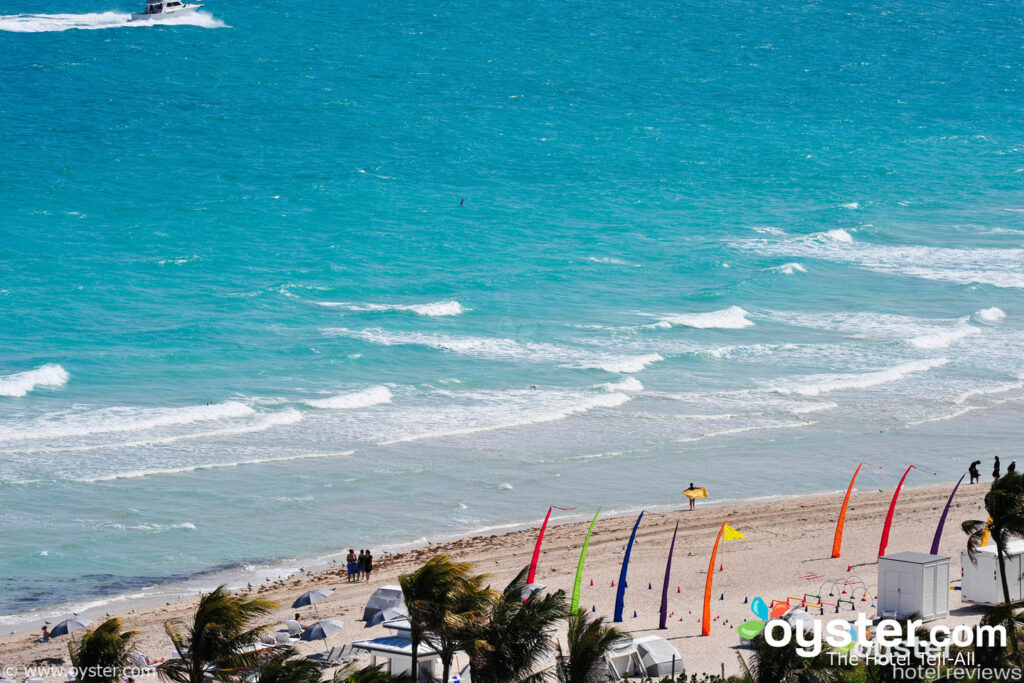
[570,508,601,615]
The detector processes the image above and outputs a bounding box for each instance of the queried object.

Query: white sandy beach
[0,483,992,678]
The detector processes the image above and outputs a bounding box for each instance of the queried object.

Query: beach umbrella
[300,619,344,651]
[50,617,92,638]
[292,588,334,623]
[365,605,407,628]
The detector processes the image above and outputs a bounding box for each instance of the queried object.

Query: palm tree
[426,570,497,683]
[553,611,625,683]
[963,472,1024,658]
[970,602,1024,671]
[67,618,138,683]
[737,628,843,683]
[157,585,278,683]
[398,554,474,682]
[252,656,322,683]
[469,566,567,683]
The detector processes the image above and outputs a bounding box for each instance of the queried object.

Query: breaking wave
[767,358,948,396]
[975,307,1006,323]
[0,401,255,441]
[0,364,69,397]
[304,385,393,409]
[738,230,1024,288]
[318,300,465,316]
[323,328,663,373]
[646,306,754,329]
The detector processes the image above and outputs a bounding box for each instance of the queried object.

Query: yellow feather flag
[722,524,745,541]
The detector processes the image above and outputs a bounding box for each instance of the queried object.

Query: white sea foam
[646,306,754,330]
[318,300,465,316]
[767,358,948,396]
[0,10,226,32]
[324,328,663,373]
[0,401,255,441]
[738,231,1024,288]
[839,202,860,209]
[823,228,854,243]
[304,385,393,409]
[975,307,1007,323]
[0,409,304,454]
[766,263,807,275]
[0,364,69,397]
[585,256,639,267]
[378,392,632,445]
[908,323,980,349]
[75,449,354,483]
[598,377,644,392]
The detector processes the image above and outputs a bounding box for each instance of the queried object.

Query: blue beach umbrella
[50,617,92,637]
[292,588,334,622]
[300,618,345,651]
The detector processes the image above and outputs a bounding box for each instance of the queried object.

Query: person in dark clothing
[993,456,1001,480]
[1009,461,1017,475]
[362,549,373,582]
[969,460,981,484]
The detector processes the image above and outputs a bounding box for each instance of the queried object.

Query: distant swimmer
[682,483,707,511]
[460,198,465,206]
[969,460,981,484]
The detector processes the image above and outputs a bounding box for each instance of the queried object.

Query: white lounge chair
[275,631,293,645]
[285,619,303,637]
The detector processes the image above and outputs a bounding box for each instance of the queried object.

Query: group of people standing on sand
[969,456,1016,484]
[345,548,373,582]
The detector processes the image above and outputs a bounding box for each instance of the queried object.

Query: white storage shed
[877,552,950,621]
[961,539,1024,606]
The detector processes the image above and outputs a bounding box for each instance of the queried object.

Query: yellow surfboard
[682,487,708,500]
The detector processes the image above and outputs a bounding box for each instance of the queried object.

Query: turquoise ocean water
[2,0,1024,622]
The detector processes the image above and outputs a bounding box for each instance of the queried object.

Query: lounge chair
[285,620,303,637]
[275,631,293,645]
[307,643,355,667]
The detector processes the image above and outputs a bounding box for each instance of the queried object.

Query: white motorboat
[130,0,203,20]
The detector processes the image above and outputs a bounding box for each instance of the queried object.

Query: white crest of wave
[648,306,753,330]
[766,263,807,275]
[378,392,631,445]
[738,232,1024,288]
[0,400,255,441]
[839,202,860,209]
[304,385,392,409]
[0,363,69,397]
[975,307,1006,323]
[318,300,464,316]
[323,327,663,374]
[768,358,948,397]
[598,377,644,392]
[0,10,226,32]
[908,323,980,349]
[822,228,854,243]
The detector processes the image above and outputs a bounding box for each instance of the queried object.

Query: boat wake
[0,10,226,32]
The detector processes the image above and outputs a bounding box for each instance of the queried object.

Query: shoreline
[0,482,883,634]
[0,480,991,676]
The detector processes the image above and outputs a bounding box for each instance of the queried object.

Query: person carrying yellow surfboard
[683,482,708,510]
